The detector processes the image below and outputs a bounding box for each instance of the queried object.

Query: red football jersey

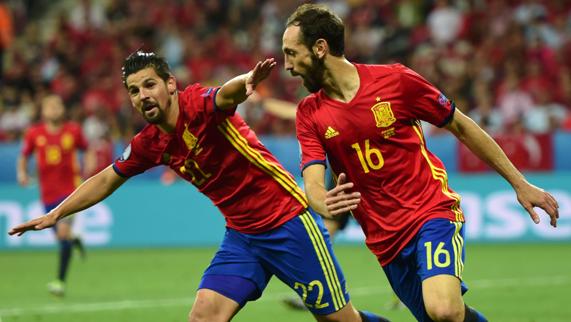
[22,122,88,205]
[113,84,307,233]
[296,64,463,265]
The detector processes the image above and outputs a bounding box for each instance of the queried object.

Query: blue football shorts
[383,218,468,322]
[198,208,350,315]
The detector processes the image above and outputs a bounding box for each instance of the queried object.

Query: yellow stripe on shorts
[299,211,346,311]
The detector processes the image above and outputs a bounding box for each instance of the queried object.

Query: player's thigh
[422,275,464,319]
[199,229,272,308]
[255,209,351,316]
[189,289,240,322]
[417,219,467,318]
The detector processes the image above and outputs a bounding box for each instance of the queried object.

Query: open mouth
[143,103,158,112]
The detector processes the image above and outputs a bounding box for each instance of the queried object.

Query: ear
[313,38,328,59]
[167,76,177,95]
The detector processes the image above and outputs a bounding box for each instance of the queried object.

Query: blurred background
[1,0,570,321]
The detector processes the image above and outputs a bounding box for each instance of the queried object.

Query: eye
[128,88,139,96]
[283,49,295,57]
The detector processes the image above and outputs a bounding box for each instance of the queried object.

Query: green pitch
[1,244,570,322]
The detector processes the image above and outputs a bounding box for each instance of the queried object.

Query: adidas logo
[324,126,340,139]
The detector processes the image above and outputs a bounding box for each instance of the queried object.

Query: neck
[321,56,359,103]
[45,121,62,132]
[158,92,179,133]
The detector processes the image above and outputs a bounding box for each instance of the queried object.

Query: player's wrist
[47,210,63,222]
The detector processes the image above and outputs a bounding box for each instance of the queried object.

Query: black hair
[286,3,345,57]
[121,51,172,88]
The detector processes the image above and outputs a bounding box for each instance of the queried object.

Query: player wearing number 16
[283,4,560,322]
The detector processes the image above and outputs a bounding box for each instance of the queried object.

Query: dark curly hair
[286,3,345,57]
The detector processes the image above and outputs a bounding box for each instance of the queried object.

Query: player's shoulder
[25,122,44,135]
[124,125,164,161]
[178,83,201,99]
[131,124,161,146]
[358,62,411,79]
[178,82,219,112]
[179,83,217,100]
[296,93,321,117]
[63,121,83,132]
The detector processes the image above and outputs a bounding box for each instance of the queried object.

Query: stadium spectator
[16,93,88,297]
[1,0,570,140]
[283,3,559,322]
[0,0,571,141]
[496,67,535,130]
[0,0,13,84]
[426,0,464,46]
[524,90,568,133]
[10,51,388,322]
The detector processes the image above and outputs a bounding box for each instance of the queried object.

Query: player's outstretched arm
[303,165,361,218]
[215,58,276,110]
[8,165,127,236]
[445,109,559,227]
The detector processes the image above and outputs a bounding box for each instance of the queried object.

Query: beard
[142,97,171,124]
[302,53,326,93]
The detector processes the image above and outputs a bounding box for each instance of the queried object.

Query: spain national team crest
[371,101,396,128]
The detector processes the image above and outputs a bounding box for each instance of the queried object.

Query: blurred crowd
[1,0,571,144]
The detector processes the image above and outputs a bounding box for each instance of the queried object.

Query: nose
[283,56,292,71]
[139,88,150,100]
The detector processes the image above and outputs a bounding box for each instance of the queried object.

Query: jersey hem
[437,101,456,128]
[301,159,327,174]
[225,206,306,234]
[112,164,130,178]
[373,213,461,266]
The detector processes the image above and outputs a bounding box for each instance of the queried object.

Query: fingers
[246,58,276,96]
[8,224,33,236]
[252,58,276,78]
[325,192,361,216]
[524,200,558,228]
[325,174,361,216]
[337,173,347,186]
[260,58,276,70]
[326,182,354,198]
[546,192,559,219]
[524,205,541,225]
[8,216,53,236]
[537,192,559,228]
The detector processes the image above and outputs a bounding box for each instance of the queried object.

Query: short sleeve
[21,128,35,157]
[296,99,327,173]
[112,137,156,178]
[182,84,233,117]
[400,67,455,127]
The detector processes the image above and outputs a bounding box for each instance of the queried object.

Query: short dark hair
[121,51,172,88]
[286,3,345,57]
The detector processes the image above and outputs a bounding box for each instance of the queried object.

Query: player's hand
[8,213,58,236]
[515,183,559,227]
[245,58,276,96]
[324,173,361,218]
[17,172,29,186]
